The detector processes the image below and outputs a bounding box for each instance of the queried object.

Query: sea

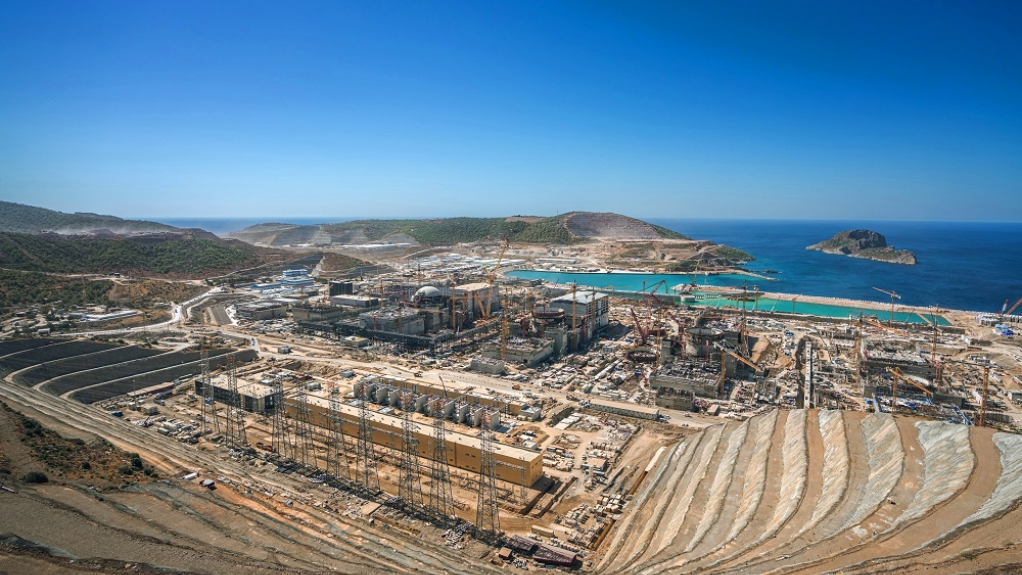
[150,217,1021,314]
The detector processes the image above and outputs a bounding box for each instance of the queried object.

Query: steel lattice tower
[270,379,290,457]
[199,345,212,435]
[355,391,380,493]
[327,387,351,482]
[291,384,314,466]
[427,399,455,520]
[475,427,500,538]
[224,354,245,448]
[398,410,424,508]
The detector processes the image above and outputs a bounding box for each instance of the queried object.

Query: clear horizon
[2,2,1021,221]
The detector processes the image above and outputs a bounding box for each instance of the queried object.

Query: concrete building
[358,307,425,335]
[453,282,499,316]
[329,281,355,296]
[291,305,344,322]
[284,395,544,486]
[588,399,660,421]
[470,356,506,375]
[548,290,610,340]
[194,377,279,414]
[236,301,288,321]
[481,336,554,367]
[650,357,723,399]
[331,295,379,308]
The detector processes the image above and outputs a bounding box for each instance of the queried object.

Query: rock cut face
[564,213,664,239]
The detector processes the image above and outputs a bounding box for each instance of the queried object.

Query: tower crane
[950,360,996,427]
[485,238,511,318]
[1000,296,1022,319]
[914,306,945,390]
[500,297,510,362]
[885,367,933,414]
[872,286,901,325]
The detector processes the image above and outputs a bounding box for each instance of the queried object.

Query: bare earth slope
[599,410,1022,575]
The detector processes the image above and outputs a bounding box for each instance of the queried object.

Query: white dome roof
[414,286,442,300]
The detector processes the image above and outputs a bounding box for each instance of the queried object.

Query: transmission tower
[292,383,314,466]
[327,385,351,482]
[398,410,424,508]
[224,354,246,448]
[270,379,290,457]
[475,427,500,539]
[518,460,528,505]
[198,344,212,435]
[427,398,455,521]
[355,390,380,493]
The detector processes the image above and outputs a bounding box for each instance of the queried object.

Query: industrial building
[283,395,544,485]
[291,304,344,322]
[588,399,660,421]
[359,374,528,416]
[453,282,499,316]
[331,295,380,308]
[358,307,425,335]
[481,336,554,367]
[650,357,724,400]
[194,377,279,414]
[549,290,609,329]
[236,301,288,321]
[329,281,355,296]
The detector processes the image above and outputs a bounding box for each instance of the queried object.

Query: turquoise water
[508,269,949,325]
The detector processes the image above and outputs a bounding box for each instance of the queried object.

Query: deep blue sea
[152,217,1021,314]
[648,219,1021,314]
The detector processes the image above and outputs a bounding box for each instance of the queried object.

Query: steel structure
[291,383,315,466]
[199,345,214,435]
[355,391,380,493]
[398,410,424,508]
[270,379,290,457]
[475,427,500,539]
[224,354,246,449]
[427,401,455,521]
[325,386,351,481]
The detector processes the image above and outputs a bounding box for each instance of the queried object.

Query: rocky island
[807,229,917,265]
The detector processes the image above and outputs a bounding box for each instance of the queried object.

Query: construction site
[2,237,1022,575]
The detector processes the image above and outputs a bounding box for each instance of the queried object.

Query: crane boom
[1002,296,1022,318]
[713,343,764,372]
[484,238,511,319]
[886,368,933,397]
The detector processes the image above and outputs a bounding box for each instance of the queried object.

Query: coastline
[508,268,968,324]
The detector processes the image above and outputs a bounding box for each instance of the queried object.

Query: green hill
[0,201,178,234]
[0,232,267,276]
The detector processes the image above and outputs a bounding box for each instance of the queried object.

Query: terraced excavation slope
[602,410,1022,575]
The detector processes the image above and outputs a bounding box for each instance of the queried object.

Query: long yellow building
[284,395,544,486]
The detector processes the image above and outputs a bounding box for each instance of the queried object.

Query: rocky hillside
[0,232,277,278]
[808,229,916,265]
[229,212,689,247]
[0,201,177,235]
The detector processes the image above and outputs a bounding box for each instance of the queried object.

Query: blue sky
[2,1,1021,221]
